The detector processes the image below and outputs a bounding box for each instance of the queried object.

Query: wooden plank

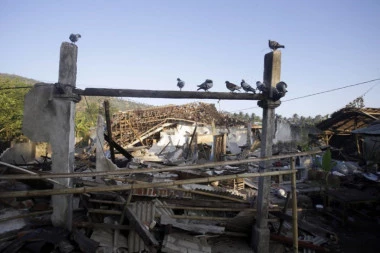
[125,206,159,252]
[104,134,133,160]
[104,100,115,162]
[74,88,264,100]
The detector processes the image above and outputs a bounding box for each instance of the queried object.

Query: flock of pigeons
[69,34,287,100]
[177,78,287,100]
[176,39,286,96]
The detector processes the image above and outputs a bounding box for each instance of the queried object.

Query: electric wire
[228,78,380,113]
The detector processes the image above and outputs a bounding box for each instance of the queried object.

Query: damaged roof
[352,120,380,135]
[316,107,380,134]
[111,102,247,147]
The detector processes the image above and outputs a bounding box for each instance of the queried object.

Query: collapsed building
[110,102,253,164]
[1,41,380,253]
[316,107,380,161]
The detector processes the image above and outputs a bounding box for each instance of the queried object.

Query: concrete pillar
[51,42,78,230]
[23,42,78,230]
[252,51,281,253]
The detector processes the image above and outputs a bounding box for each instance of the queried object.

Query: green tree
[75,101,100,139]
[0,76,32,141]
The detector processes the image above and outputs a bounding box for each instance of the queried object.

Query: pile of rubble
[111,102,246,147]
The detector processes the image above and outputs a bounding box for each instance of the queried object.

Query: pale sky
[1,0,379,118]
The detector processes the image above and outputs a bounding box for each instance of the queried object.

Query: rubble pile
[111,102,245,147]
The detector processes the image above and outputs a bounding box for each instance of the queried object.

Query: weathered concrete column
[23,42,78,230]
[50,42,78,230]
[252,50,282,253]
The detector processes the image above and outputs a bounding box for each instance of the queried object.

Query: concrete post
[252,51,282,253]
[50,42,78,230]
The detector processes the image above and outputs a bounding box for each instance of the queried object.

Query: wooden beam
[291,157,299,253]
[104,100,115,162]
[0,169,296,198]
[74,88,264,100]
[73,221,131,230]
[125,206,159,252]
[0,149,322,180]
[104,134,133,160]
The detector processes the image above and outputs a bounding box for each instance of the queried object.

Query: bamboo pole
[0,210,53,223]
[89,199,124,205]
[88,208,122,215]
[0,150,322,180]
[0,170,295,198]
[0,161,63,186]
[169,186,247,203]
[170,215,230,221]
[156,205,258,212]
[291,157,299,253]
[0,208,84,223]
[73,221,131,230]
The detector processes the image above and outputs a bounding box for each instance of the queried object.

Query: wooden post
[51,42,78,230]
[104,100,115,162]
[291,157,299,253]
[253,50,282,253]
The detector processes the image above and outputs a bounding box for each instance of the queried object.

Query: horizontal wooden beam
[0,169,295,198]
[0,149,322,180]
[74,88,264,100]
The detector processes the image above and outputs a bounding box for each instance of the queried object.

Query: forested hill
[0,73,152,141]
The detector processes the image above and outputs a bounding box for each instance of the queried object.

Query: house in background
[316,107,380,160]
[352,120,380,167]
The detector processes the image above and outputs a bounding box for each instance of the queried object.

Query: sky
[1,0,379,118]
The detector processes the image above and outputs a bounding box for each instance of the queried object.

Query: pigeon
[276,81,288,94]
[177,78,185,91]
[268,40,285,51]
[197,79,213,91]
[225,81,241,92]
[240,79,256,93]
[256,81,267,93]
[69,34,81,44]
[271,81,288,101]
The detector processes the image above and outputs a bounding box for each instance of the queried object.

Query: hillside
[0,73,152,141]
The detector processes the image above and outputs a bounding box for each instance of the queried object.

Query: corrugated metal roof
[127,201,155,253]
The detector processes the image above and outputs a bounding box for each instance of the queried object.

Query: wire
[282,78,380,102]
[360,82,379,97]
[228,78,380,113]
[0,86,32,90]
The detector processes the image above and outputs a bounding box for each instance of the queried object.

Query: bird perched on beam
[197,79,213,91]
[268,40,285,51]
[225,81,241,92]
[69,33,81,44]
[256,81,267,93]
[240,79,256,93]
[272,81,288,101]
[177,78,185,91]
